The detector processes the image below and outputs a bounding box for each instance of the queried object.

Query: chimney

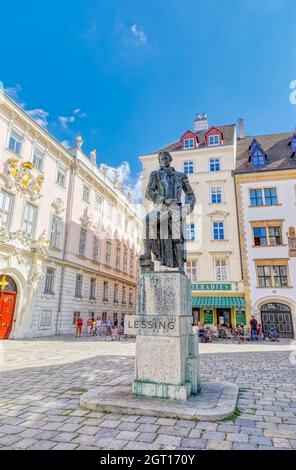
[237,118,245,139]
[194,112,208,132]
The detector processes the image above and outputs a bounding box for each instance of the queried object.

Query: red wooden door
[0,292,16,339]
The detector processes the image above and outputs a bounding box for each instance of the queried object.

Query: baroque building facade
[0,90,141,339]
[139,113,246,329]
[235,131,296,339]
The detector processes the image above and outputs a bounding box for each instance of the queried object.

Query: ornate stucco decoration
[288,227,296,257]
[1,159,44,201]
[51,198,65,216]
[80,207,93,229]
[0,218,49,256]
[28,264,44,290]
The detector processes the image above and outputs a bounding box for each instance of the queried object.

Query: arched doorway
[261,303,294,339]
[0,275,17,339]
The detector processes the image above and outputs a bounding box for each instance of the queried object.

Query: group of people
[75,315,125,338]
[192,315,280,342]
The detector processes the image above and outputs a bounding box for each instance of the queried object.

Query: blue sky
[1,0,296,187]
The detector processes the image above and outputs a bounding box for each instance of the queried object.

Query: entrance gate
[261,303,294,339]
[0,275,17,339]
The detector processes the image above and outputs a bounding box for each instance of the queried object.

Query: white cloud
[61,139,71,149]
[130,24,147,44]
[58,109,87,129]
[27,108,49,128]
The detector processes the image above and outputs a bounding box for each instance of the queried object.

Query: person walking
[106,316,114,336]
[250,315,258,341]
[75,315,83,338]
[91,318,97,336]
[86,318,92,337]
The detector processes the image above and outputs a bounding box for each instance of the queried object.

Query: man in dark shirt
[250,315,258,341]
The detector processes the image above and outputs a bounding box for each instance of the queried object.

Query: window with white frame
[79,228,87,256]
[212,221,225,240]
[95,193,102,211]
[215,259,227,281]
[184,138,195,150]
[83,183,90,202]
[7,130,23,156]
[56,165,67,188]
[32,148,44,172]
[22,203,37,238]
[123,251,128,272]
[209,158,221,172]
[186,223,196,241]
[186,261,198,282]
[106,241,111,265]
[50,216,62,249]
[211,187,222,204]
[90,278,96,299]
[0,189,14,227]
[208,135,220,146]
[93,235,99,261]
[183,161,194,174]
[44,267,55,294]
[39,310,52,328]
[75,274,83,297]
[103,281,108,301]
[116,247,121,270]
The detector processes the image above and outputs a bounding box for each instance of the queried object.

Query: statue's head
[158,151,172,168]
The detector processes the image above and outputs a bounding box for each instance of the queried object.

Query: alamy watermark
[289,80,296,105]
[289,339,296,365]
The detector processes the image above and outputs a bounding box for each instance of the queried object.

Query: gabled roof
[236,132,296,173]
[144,124,235,156]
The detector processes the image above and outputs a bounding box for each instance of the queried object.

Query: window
[56,166,67,188]
[114,284,119,303]
[256,261,289,287]
[50,216,62,249]
[184,138,194,149]
[186,261,198,282]
[105,241,111,265]
[252,150,266,167]
[130,256,134,275]
[116,247,121,270]
[209,158,220,172]
[44,268,55,294]
[264,188,278,206]
[211,187,222,204]
[102,312,107,322]
[83,183,90,202]
[208,135,220,146]
[75,274,83,297]
[107,202,114,219]
[269,227,282,246]
[129,290,133,305]
[215,260,227,281]
[95,193,102,211]
[79,228,87,256]
[183,161,194,174]
[186,223,195,241]
[122,286,126,304]
[212,221,225,240]
[39,310,52,328]
[23,203,37,238]
[8,130,22,155]
[113,312,118,324]
[253,227,267,246]
[33,148,44,172]
[103,281,108,301]
[0,189,14,227]
[73,312,80,325]
[123,251,127,272]
[90,278,96,299]
[93,236,99,261]
[250,188,278,206]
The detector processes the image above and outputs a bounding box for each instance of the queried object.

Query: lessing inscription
[127,318,176,331]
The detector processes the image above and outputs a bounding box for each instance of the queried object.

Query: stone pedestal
[125,272,200,400]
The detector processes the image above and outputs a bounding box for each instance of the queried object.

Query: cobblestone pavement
[0,337,295,450]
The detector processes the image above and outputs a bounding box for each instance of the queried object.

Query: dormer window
[248,139,266,167]
[208,135,220,146]
[288,134,296,158]
[205,127,223,147]
[184,138,194,149]
[181,130,198,150]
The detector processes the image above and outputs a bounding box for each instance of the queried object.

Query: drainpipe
[56,160,76,335]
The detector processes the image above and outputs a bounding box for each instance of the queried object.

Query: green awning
[192,296,245,308]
